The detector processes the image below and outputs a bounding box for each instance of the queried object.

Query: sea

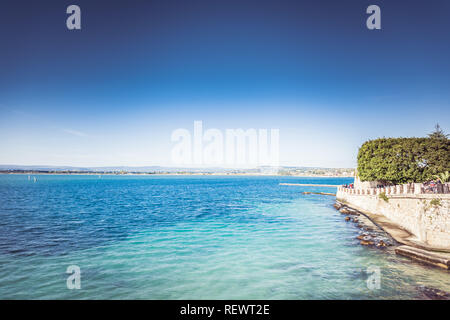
[0,174,449,299]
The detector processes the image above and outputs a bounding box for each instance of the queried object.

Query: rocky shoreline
[333,200,450,300]
[334,201,395,249]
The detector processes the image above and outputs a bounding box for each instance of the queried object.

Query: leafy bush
[379,192,389,202]
[434,171,450,183]
[357,138,450,184]
[429,199,442,207]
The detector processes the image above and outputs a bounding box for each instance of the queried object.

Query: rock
[347,209,360,216]
[340,208,351,214]
[360,240,374,246]
[333,203,342,210]
[345,216,351,221]
[356,235,365,240]
[376,240,388,248]
[417,285,450,300]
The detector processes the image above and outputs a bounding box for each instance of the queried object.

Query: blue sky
[0,0,449,167]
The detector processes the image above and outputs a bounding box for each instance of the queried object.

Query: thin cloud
[63,129,88,137]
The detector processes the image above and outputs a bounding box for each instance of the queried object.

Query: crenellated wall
[339,183,450,196]
[337,186,450,249]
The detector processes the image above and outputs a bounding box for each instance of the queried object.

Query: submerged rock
[376,240,388,248]
[417,285,450,300]
[360,240,374,246]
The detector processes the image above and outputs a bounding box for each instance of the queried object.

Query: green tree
[428,124,449,139]
[357,137,450,184]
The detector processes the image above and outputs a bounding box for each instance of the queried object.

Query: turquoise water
[0,174,449,299]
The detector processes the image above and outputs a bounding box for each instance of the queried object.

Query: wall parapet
[338,182,450,196]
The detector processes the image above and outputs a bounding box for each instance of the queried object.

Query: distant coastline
[0,165,355,178]
[0,171,354,178]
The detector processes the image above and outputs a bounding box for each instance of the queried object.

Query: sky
[0,0,449,168]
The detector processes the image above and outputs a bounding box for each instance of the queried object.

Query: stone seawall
[336,190,450,250]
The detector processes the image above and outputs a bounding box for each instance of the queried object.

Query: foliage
[434,171,450,183]
[429,198,442,207]
[428,124,449,140]
[357,137,450,184]
[379,192,389,202]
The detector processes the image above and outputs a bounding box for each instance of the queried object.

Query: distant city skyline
[1,0,449,168]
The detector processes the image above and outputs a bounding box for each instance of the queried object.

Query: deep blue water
[0,174,449,299]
